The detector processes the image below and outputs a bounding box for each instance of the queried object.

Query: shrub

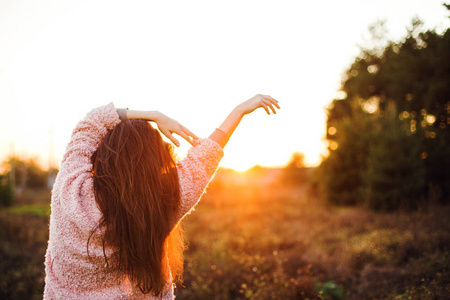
[315,281,345,300]
[0,175,14,208]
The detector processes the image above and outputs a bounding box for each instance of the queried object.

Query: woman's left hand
[237,94,280,115]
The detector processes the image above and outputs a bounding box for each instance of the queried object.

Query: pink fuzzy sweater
[44,103,224,299]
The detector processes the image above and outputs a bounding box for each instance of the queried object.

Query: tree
[1,157,50,191]
[320,99,373,205]
[364,103,426,210]
[0,175,14,208]
[319,14,450,210]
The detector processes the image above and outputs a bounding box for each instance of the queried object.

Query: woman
[44,94,280,299]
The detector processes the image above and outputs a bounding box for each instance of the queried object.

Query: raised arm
[176,94,280,220]
[208,94,280,148]
[60,103,122,171]
[59,104,197,191]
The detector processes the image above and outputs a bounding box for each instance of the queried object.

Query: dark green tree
[364,103,426,210]
[319,10,450,209]
[320,99,373,205]
[0,175,14,208]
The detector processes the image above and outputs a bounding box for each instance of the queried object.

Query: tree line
[0,157,57,207]
[316,12,450,210]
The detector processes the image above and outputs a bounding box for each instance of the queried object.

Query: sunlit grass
[1,175,449,299]
[175,172,450,299]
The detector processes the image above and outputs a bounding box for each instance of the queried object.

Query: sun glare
[226,160,256,173]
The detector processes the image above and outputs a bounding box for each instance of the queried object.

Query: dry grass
[1,172,449,299]
[176,172,450,299]
[0,212,49,299]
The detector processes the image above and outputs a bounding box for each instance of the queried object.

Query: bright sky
[0,0,448,171]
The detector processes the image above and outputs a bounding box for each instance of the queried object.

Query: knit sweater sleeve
[61,103,121,168]
[54,103,121,222]
[176,138,224,221]
[44,103,124,299]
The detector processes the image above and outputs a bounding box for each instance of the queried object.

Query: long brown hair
[90,119,184,296]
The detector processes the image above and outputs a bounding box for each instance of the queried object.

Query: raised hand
[237,94,280,115]
[124,109,198,147]
[154,112,198,147]
[214,94,280,147]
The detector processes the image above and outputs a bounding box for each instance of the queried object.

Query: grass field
[1,170,449,299]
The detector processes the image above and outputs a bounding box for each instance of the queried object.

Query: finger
[261,102,271,115]
[268,96,279,103]
[182,126,199,140]
[163,130,180,147]
[264,95,280,108]
[270,98,281,109]
[179,130,195,146]
[263,100,277,114]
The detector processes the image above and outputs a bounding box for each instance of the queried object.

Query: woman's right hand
[237,94,280,115]
[125,109,198,147]
[154,112,198,147]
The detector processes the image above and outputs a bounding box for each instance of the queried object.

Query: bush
[0,175,14,208]
[315,281,345,300]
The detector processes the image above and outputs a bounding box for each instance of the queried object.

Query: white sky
[0,0,448,171]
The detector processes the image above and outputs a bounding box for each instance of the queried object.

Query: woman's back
[44,103,224,299]
[44,95,279,298]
